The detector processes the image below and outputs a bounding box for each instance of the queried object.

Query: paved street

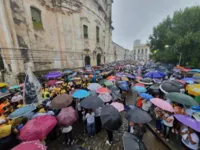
[47,92,169,150]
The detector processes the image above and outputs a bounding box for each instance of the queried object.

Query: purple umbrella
[145,71,165,79]
[181,78,194,84]
[126,74,135,79]
[173,68,180,72]
[116,73,123,77]
[44,72,63,79]
[174,114,200,132]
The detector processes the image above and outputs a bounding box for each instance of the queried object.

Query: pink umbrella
[57,106,77,126]
[98,93,112,102]
[150,98,174,112]
[136,76,143,80]
[47,80,57,87]
[12,140,46,150]
[111,102,124,112]
[19,115,57,141]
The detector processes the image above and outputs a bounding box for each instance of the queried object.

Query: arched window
[85,56,91,66]
[31,7,42,29]
[97,54,101,66]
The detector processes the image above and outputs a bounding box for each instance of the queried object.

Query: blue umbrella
[72,89,89,99]
[71,72,77,77]
[132,86,147,93]
[126,74,135,79]
[139,93,153,101]
[119,83,129,91]
[8,104,36,119]
[181,78,194,84]
[64,70,72,74]
[190,69,200,73]
[9,85,21,90]
[144,71,165,79]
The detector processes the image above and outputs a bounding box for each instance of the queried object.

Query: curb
[146,123,172,150]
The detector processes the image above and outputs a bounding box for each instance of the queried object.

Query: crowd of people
[0,61,200,150]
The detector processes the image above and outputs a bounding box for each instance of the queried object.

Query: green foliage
[149,6,200,67]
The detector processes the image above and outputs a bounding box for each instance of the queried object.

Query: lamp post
[165,45,182,66]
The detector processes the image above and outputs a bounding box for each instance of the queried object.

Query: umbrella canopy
[108,85,119,91]
[72,90,89,99]
[51,94,73,109]
[57,106,77,126]
[149,85,160,94]
[96,87,110,94]
[104,80,114,87]
[98,93,112,102]
[138,78,153,85]
[160,80,184,94]
[12,140,47,150]
[174,114,200,132]
[123,132,147,150]
[19,115,57,141]
[47,80,57,87]
[181,78,194,84]
[193,112,200,122]
[135,83,145,87]
[9,85,21,90]
[166,92,198,106]
[80,96,103,109]
[132,86,147,93]
[56,81,63,84]
[0,82,7,88]
[126,74,135,79]
[44,72,63,79]
[98,79,107,85]
[144,71,165,79]
[119,83,129,91]
[139,93,153,101]
[111,102,124,112]
[64,70,73,75]
[195,96,200,104]
[150,98,174,112]
[125,108,152,124]
[189,69,200,73]
[107,76,116,80]
[121,77,129,81]
[100,105,122,131]
[8,104,36,119]
[87,83,102,91]
[186,84,200,96]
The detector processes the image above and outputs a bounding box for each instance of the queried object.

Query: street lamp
[165,45,182,66]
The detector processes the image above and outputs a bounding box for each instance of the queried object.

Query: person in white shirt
[85,109,95,137]
[142,99,152,112]
[180,127,199,150]
[161,111,174,142]
[11,93,23,103]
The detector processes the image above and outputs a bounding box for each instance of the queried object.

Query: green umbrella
[9,85,21,90]
[104,80,114,86]
[195,96,200,104]
[166,92,198,106]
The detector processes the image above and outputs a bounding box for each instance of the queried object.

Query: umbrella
[108,85,119,91]
[0,82,7,88]
[125,108,152,123]
[132,86,147,93]
[174,114,200,132]
[12,140,47,150]
[144,71,165,79]
[65,145,87,150]
[47,80,57,87]
[104,80,114,86]
[8,104,36,119]
[89,90,97,96]
[123,132,147,150]
[149,85,160,94]
[80,96,103,109]
[57,106,77,126]
[126,74,135,79]
[9,85,21,90]
[19,115,57,141]
[160,80,184,94]
[98,93,112,102]
[166,92,198,106]
[96,87,110,94]
[189,69,200,73]
[136,76,143,80]
[51,94,73,109]
[107,76,115,80]
[44,72,63,79]
[116,73,123,77]
[72,90,89,99]
[135,83,145,87]
[56,81,64,84]
[98,79,107,85]
[186,84,200,96]
[150,98,174,112]
[122,77,129,81]
[195,96,200,104]
[100,105,122,131]
[138,78,153,85]
[119,83,129,91]
[111,102,124,112]
[153,78,162,84]
[181,78,194,84]
[87,83,102,91]
[193,112,200,122]
[139,93,153,101]
[64,70,73,75]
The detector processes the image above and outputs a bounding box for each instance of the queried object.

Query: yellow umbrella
[121,77,129,81]
[0,83,7,88]
[186,84,200,96]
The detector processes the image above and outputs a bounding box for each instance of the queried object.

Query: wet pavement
[47,92,169,150]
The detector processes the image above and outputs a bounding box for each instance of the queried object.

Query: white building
[132,40,150,61]
[112,42,131,61]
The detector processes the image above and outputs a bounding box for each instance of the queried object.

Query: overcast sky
[112,0,200,50]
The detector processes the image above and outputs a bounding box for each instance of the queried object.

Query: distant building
[132,40,150,61]
[112,42,131,61]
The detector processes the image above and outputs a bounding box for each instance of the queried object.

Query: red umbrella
[47,80,57,87]
[19,115,57,141]
[12,140,46,150]
[135,83,145,87]
[57,106,77,126]
[96,87,110,94]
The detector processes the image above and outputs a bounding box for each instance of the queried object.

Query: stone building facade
[0,0,115,84]
[112,42,131,61]
[132,40,150,61]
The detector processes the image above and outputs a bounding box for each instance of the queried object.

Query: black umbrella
[160,80,184,94]
[149,85,160,94]
[107,85,119,91]
[125,108,152,124]
[111,90,122,100]
[80,96,103,109]
[123,132,147,150]
[100,105,122,131]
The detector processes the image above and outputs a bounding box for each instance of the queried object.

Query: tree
[149,6,200,67]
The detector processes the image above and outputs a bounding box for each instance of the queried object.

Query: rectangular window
[31,7,43,29]
[96,26,100,43]
[83,25,88,39]
[8,64,12,72]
